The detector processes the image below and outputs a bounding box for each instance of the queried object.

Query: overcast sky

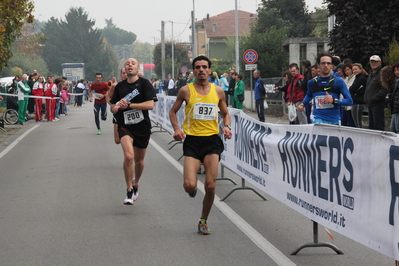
[32,0,325,44]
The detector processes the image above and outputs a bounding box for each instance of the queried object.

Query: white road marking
[0,125,40,160]
[149,138,296,266]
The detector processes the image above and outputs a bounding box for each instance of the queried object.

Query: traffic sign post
[243,50,258,111]
[245,64,257,71]
[243,49,258,64]
[180,66,189,75]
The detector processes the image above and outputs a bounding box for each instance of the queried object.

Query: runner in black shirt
[110,58,156,205]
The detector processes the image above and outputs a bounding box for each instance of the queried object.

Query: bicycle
[3,108,18,125]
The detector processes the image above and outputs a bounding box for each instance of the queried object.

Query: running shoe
[123,189,134,205]
[198,219,211,235]
[97,129,102,135]
[188,187,197,198]
[132,185,139,201]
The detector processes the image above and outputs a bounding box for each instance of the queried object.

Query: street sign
[243,49,258,64]
[245,64,257,71]
[180,66,189,74]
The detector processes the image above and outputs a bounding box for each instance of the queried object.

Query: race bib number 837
[193,103,217,120]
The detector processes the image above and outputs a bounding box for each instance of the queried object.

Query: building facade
[282,37,330,65]
[194,10,257,61]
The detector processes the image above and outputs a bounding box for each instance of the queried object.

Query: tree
[208,58,234,77]
[260,0,314,37]
[153,41,190,78]
[310,6,328,37]
[242,26,289,78]
[327,0,399,66]
[99,40,119,80]
[101,25,137,63]
[252,7,292,34]
[15,23,47,58]
[101,27,136,46]
[0,20,49,78]
[130,41,152,64]
[384,38,399,66]
[240,1,291,79]
[104,18,116,28]
[239,0,314,79]
[41,7,118,79]
[0,0,34,71]
[0,52,48,77]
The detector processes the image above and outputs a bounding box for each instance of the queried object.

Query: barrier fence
[151,94,399,261]
[0,92,85,100]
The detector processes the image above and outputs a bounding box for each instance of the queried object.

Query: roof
[196,10,257,38]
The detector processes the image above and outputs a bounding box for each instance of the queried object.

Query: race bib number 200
[193,103,217,120]
[124,109,144,125]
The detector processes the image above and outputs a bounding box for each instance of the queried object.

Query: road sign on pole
[245,64,257,71]
[180,66,188,74]
[243,49,258,64]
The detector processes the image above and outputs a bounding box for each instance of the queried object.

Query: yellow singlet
[183,83,220,136]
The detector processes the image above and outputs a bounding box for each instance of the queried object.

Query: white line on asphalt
[149,138,296,266]
[0,125,40,160]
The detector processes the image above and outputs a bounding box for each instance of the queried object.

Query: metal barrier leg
[216,165,237,185]
[220,177,267,201]
[168,140,183,150]
[291,221,344,255]
[151,122,170,134]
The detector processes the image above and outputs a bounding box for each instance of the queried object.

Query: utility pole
[161,21,165,81]
[168,21,174,79]
[235,0,239,73]
[192,0,197,59]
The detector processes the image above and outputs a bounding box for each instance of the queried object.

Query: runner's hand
[173,128,185,141]
[223,127,232,139]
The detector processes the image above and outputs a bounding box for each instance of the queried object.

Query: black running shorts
[118,125,151,149]
[183,134,224,162]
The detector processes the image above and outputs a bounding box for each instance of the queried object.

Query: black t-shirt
[110,77,156,134]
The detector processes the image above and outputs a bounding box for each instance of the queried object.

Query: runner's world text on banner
[151,94,399,261]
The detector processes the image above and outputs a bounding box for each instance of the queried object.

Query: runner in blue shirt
[298,51,353,125]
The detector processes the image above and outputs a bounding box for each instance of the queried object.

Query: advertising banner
[150,94,399,261]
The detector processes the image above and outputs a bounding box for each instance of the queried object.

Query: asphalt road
[0,103,394,266]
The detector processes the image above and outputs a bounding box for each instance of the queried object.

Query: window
[300,45,307,61]
[317,44,325,53]
[212,23,217,33]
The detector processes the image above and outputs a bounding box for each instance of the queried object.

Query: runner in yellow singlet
[169,55,232,235]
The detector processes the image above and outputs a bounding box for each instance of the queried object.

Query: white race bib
[92,92,102,100]
[315,95,333,109]
[123,109,144,125]
[193,103,217,120]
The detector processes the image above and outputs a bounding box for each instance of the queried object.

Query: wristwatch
[224,125,231,130]
[333,98,338,104]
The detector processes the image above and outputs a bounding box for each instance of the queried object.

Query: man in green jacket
[17,74,31,125]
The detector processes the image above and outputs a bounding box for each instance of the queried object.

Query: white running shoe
[133,185,139,201]
[123,189,134,205]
